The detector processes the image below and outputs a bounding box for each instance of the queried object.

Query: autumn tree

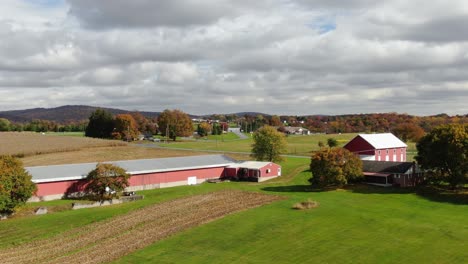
[269,115,282,126]
[113,114,139,141]
[130,112,158,135]
[251,125,287,162]
[416,124,468,188]
[85,109,114,138]
[157,109,193,141]
[393,123,425,142]
[0,156,37,215]
[84,163,130,201]
[309,148,363,187]
[197,122,212,137]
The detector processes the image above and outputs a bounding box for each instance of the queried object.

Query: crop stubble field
[0,190,282,264]
[0,132,126,157]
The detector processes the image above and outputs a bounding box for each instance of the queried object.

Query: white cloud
[0,0,467,115]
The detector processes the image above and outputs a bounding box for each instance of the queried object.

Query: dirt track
[0,190,282,264]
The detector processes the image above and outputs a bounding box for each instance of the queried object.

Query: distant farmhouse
[344,133,407,162]
[281,126,310,135]
[26,155,281,201]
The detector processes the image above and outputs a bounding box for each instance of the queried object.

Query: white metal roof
[27,154,237,183]
[228,161,271,169]
[358,133,407,149]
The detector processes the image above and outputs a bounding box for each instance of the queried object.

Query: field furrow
[0,190,282,264]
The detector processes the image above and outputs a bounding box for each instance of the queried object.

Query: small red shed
[344,133,407,162]
[224,161,282,182]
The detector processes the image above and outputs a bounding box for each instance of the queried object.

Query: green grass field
[45,131,85,137]
[1,157,466,263]
[157,133,358,156]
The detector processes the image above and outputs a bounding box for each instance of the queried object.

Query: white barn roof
[228,161,272,169]
[27,154,236,183]
[358,133,407,149]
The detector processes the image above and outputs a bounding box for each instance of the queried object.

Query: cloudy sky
[1,0,467,115]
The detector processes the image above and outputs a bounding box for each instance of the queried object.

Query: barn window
[266,169,271,173]
[386,149,389,154]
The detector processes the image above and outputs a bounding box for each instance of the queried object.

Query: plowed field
[0,190,282,264]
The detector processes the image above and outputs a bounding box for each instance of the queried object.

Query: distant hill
[0,105,161,123]
[0,105,277,123]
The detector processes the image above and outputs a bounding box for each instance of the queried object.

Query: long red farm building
[26,155,281,201]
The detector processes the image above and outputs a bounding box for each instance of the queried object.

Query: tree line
[1,112,466,137]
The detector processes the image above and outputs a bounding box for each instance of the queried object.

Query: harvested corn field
[0,132,126,157]
[0,190,282,264]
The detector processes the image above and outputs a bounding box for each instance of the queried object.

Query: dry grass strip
[0,190,283,264]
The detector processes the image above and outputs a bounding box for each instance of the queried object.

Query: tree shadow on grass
[415,186,468,205]
[346,184,468,205]
[262,185,344,193]
[262,185,312,193]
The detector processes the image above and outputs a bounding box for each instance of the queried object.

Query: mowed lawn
[154,133,358,156]
[0,157,466,263]
[114,170,467,264]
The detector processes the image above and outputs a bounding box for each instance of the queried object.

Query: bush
[309,148,363,187]
[0,156,37,215]
[292,199,320,210]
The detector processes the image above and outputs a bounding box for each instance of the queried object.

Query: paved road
[229,127,249,139]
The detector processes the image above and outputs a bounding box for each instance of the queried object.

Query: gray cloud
[0,0,467,115]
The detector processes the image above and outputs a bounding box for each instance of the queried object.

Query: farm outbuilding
[362,161,424,187]
[224,161,282,182]
[344,133,407,162]
[26,155,281,201]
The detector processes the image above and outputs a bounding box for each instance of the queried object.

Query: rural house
[362,161,423,187]
[281,126,311,135]
[344,133,407,162]
[26,155,281,201]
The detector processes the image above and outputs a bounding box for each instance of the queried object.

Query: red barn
[344,133,407,162]
[26,155,281,201]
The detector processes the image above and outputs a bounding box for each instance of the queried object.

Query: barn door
[187,176,197,185]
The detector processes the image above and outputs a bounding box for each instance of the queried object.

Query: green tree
[85,109,114,138]
[416,124,468,188]
[84,163,130,201]
[212,122,222,135]
[0,118,11,131]
[327,138,338,148]
[309,148,363,187]
[0,156,37,215]
[251,125,287,162]
[157,109,193,141]
[318,141,325,148]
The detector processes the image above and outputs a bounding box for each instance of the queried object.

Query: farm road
[229,127,248,139]
[0,190,282,264]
